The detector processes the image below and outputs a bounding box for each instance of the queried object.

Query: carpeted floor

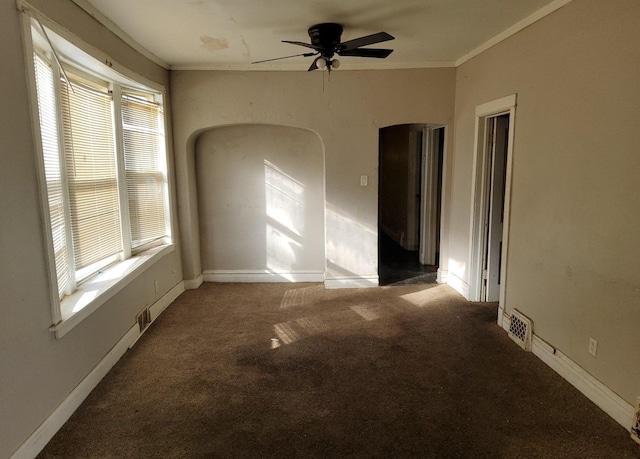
[38,283,639,458]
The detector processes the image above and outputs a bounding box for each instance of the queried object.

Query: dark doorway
[378,125,444,285]
[482,114,509,301]
[378,231,437,285]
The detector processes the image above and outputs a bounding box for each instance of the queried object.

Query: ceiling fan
[253,23,394,72]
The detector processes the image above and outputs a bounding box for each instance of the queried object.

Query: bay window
[29,19,173,335]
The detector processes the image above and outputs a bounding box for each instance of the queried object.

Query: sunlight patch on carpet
[272,309,368,347]
[400,285,450,307]
[295,316,328,334]
[279,285,324,309]
[350,304,382,321]
[274,321,300,344]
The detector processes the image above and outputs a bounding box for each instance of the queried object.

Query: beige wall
[450,0,640,403]
[196,124,325,275]
[6,0,639,455]
[171,68,456,284]
[0,2,182,457]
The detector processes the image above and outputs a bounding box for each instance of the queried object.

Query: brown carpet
[38,283,639,458]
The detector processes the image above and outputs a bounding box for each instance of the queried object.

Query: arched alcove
[194,124,325,282]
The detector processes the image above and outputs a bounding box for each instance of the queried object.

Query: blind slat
[122,95,167,249]
[61,76,122,270]
[34,50,169,303]
[34,53,70,299]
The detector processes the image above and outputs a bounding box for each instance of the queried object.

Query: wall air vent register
[508,309,533,351]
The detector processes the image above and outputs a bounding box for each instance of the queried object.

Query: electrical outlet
[360,175,368,187]
[588,337,598,357]
[154,280,159,293]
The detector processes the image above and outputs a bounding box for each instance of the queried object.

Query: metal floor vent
[137,308,151,333]
[508,309,532,351]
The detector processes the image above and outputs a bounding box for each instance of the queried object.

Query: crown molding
[69,0,572,72]
[170,61,456,72]
[69,0,169,69]
[455,0,573,67]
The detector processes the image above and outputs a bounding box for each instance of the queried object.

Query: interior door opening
[378,124,444,286]
[482,114,509,301]
[468,94,516,312]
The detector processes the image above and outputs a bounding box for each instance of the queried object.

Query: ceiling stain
[228,17,251,60]
[200,36,229,53]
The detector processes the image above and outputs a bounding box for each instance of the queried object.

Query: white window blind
[60,75,122,272]
[34,53,70,299]
[29,21,172,323]
[121,93,168,250]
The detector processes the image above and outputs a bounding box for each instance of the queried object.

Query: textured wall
[451,0,640,403]
[0,2,181,456]
[170,68,456,284]
[196,124,325,275]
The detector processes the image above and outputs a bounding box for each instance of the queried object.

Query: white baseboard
[149,282,184,321]
[10,282,184,459]
[11,325,138,459]
[129,281,185,349]
[446,271,470,299]
[500,313,635,432]
[436,269,448,284]
[324,276,379,289]
[497,306,506,328]
[183,273,203,290]
[203,270,324,283]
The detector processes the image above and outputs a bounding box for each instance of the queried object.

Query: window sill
[50,243,175,338]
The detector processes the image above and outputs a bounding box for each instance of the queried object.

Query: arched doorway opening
[378,124,445,285]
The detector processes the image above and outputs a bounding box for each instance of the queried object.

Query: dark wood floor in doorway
[378,231,437,285]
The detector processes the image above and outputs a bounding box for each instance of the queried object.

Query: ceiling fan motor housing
[308,23,343,57]
[253,23,393,70]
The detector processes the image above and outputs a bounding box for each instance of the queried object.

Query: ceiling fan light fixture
[316,57,339,72]
[255,23,394,73]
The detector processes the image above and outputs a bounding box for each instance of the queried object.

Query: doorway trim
[419,125,445,266]
[468,95,517,315]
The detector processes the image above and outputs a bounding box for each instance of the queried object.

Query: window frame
[119,88,171,255]
[22,9,176,338]
[58,66,123,287]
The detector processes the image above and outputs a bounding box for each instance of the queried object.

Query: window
[60,71,122,286]
[29,20,172,333]
[121,91,168,251]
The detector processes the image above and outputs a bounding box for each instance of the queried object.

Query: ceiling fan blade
[252,52,317,64]
[339,32,394,51]
[308,59,319,72]
[338,48,394,58]
[282,40,323,52]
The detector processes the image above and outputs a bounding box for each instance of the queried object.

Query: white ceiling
[81,0,568,70]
